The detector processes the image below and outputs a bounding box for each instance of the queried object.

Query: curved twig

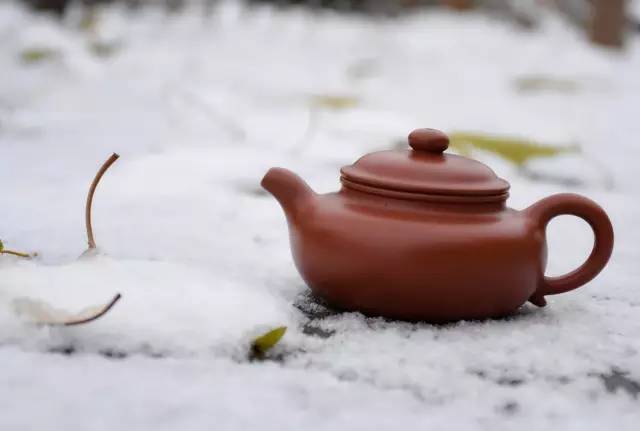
[63,293,122,326]
[85,153,119,249]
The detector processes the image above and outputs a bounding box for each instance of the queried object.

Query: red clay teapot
[262,128,614,322]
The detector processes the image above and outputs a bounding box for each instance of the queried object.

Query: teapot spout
[261,167,316,219]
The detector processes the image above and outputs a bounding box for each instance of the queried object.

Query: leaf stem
[63,293,122,326]
[0,249,33,258]
[85,153,120,249]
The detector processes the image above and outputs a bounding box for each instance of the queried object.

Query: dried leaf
[19,48,60,65]
[88,41,121,58]
[449,132,579,167]
[251,326,287,357]
[13,293,121,326]
[514,75,581,94]
[79,9,99,33]
[310,95,359,110]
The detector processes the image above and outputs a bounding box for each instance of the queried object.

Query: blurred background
[18,0,640,48]
[17,1,640,49]
[2,0,640,263]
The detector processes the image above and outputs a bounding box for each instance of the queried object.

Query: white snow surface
[1,1,639,429]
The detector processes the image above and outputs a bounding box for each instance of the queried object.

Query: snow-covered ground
[1,1,639,429]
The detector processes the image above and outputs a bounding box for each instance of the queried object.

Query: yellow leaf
[310,95,359,110]
[449,132,579,167]
[251,326,287,356]
[19,48,60,64]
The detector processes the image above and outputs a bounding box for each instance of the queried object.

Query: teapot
[262,128,614,322]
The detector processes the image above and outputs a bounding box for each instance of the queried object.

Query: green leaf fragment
[448,132,579,167]
[0,239,4,252]
[19,48,60,64]
[79,10,99,33]
[251,326,287,356]
[89,41,120,58]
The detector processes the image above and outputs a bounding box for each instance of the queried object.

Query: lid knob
[408,128,449,154]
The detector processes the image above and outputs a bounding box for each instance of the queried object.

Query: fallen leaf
[0,239,34,259]
[250,326,287,358]
[19,47,60,65]
[310,94,360,110]
[449,132,579,167]
[88,41,121,58]
[514,75,581,94]
[13,293,122,326]
[79,9,99,33]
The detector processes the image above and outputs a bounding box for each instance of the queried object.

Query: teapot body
[262,129,613,322]
[288,188,544,322]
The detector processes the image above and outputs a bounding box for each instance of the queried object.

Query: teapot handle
[525,193,614,306]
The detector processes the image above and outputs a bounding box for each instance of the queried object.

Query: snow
[1,1,640,429]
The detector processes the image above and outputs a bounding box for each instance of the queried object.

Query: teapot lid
[340,128,510,203]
